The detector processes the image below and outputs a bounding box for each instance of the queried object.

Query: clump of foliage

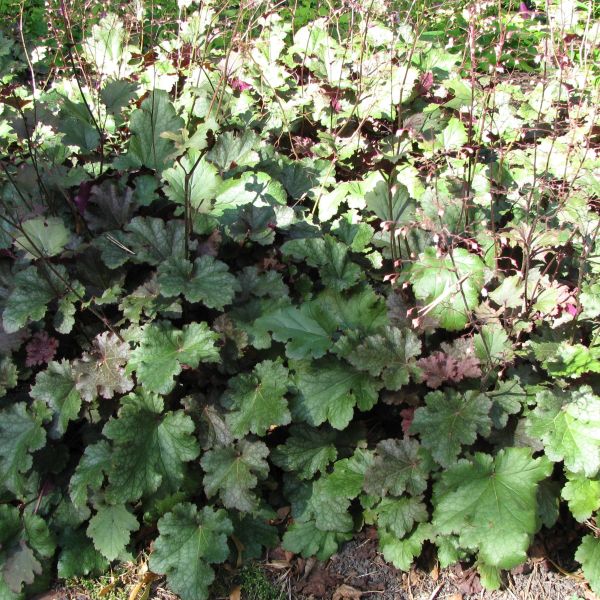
[0,0,599,598]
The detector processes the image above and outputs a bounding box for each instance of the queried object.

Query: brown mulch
[263,532,596,600]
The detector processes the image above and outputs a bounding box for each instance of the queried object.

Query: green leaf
[0,403,46,497]
[255,300,338,359]
[347,326,421,390]
[69,441,111,508]
[562,472,600,522]
[308,451,373,532]
[158,255,239,309]
[224,360,291,438]
[409,248,484,330]
[129,321,220,394]
[379,522,432,571]
[150,503,233,600]
[30,360,81,438]
[87,504,137,561]
[282,520,352,561]
[527,387,600,477]
[365,180,415,224]
[14,217,69,259]
[281,235,362,291]
[271,425,338,480]
[576,535,600,594]
[201,440,269,512]
[411,390,492,467]
[3,265,80,334]
[59,118,100,152]
[163,152,222,211]
[100,79,138,116]
[364,438,432,497]
[127,90,184,172]
[57,528,109,579]
[370,496,428,538]
[433,448,552,569]
[482,378,526,429]
[104,391,200,502]
[231,511,279,562]
[294,357,382,430]
[0,507,55,595]
[125,217,187,265]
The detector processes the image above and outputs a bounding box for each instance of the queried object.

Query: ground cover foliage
[0,0,599,597]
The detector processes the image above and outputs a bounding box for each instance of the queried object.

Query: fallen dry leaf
[447,594,463,600]
[332,583,363,600]
[229,584,241,600]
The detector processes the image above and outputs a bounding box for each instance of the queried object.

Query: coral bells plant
[0,0,599,598]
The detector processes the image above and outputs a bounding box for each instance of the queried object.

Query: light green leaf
[562,471,600,522]
[347,326,421,390]
[411,390,492,467]
[271,425,338,480]
[104,391,200,502]
[212,171,286,217]
[163,152,222,211]
[0,357,18,396]
[14,217,69,259]
[365,180,415,224]
[478,563,502,590]
[409,248,484,330]
[433,448,551,569]
[0,403,46,497]
[127,90,184,172]
[294,358,382,430]
[150,503,232,600]
[474,324,514,364]
[224,360,291,438]
[201,440,269,512]
[364,438,432,497]
[129,321,219,394]
[379,522,432,571]
[30,360,81,438]
[438,117,468,150]
[540,343,600,378]
[207,130,259,171]
[576,535,600,594]
[527,387,600,477]
[87,503,138,561]
[158,255,239,309]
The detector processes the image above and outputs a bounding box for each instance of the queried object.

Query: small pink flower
[230,78,251,92]
[25,331,59,367]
